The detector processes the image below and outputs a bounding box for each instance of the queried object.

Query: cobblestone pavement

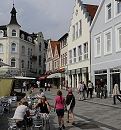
[0,88,121,130]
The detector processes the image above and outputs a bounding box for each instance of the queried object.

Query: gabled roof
[90,0,105,31]
[84,4,98,20]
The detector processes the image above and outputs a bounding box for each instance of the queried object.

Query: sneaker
[62,124,65,129]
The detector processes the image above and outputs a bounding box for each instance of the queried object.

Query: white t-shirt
[13,105,28,120]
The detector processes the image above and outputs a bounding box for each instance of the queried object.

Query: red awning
[38,75,48,80]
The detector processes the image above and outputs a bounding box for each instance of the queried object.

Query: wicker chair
[32,116,43,130]
[8,118,18,130]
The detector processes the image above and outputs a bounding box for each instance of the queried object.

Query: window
[21,34,25,39]
[0,44,3,53]
[11,58,16,67]
[73,48,76,63]
[39,55,41,66]
[117,1,121,14]
[28,61,30,69]
[12,30,16,36]
[39,43,41,51]
[69,50,72,64]
[116,24,121,51]
[27,36,32,42]
[78,45,82,61]
[104,29,112,54]
[84,43,88,60]
[21,60,24,68]
[95,35,101,57]
[63,54,65,66]
[11,43,16,52]
[0,30,4,37]
[76,23,78,39]
[79,20,82,36]
[72,25,75,40]
[22,46,25,55]
[65,53,67,65]
[106,3,112,21]
[28,48,30,56]
[61,55,63,66]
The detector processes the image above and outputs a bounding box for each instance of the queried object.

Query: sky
[0,0,100,40]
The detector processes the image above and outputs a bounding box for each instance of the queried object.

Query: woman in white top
[113,84,121,105]
[13,100,30,128]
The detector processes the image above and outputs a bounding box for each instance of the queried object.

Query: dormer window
[27,36,32,42]
[21,34,25,40]
[0,30,4,37]
[106,3,112,21]
[12,29,17,36]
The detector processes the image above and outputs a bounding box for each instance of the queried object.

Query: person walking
[82,81,87,100]
[65,88,75,125]
[54,90,65,130]
[87,80,93,98]
[44,82,47,91]
[78,81,84,100]
[113,83,121,105]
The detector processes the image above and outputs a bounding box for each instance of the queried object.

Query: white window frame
[12,29,17,37]
[76,22,78,39]
[69,50,72,64]
[79,20,82,37]
[104,28,112,55]
[115,23,121,52]
[73,48,76,63]
[72,25,75,41]
[105,2,112,23]
[11,58,16,67]
[114,1,121,17]
[83,42,88,60]
[11,43,17,53]
[94,34,101,57]
[0,30,4,37]
[78,45,82,61]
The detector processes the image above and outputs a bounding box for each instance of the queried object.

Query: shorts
[56,109,64,117]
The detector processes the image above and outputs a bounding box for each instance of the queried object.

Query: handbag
[67,99,73,111]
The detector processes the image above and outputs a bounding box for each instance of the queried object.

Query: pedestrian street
[44,89,121,130]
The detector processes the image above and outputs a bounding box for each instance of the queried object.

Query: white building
[0,5,47,77]
[67,0,98,88]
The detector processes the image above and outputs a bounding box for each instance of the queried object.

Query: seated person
[34,96,51,114]
[13,99,30,128]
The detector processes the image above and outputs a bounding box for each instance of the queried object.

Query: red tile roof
[50,41,60,56]
[84,4,98,20]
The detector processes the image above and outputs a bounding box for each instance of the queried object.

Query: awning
[47,73,63,79]
[14,76,36,80]
[38,75,48,80]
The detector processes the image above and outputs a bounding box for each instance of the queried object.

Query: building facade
[0,5,47,77]
[59,33,68,89]
[91,0,121,95]
[67,0,98,88]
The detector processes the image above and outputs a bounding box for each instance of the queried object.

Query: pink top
[55,96,65,110]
